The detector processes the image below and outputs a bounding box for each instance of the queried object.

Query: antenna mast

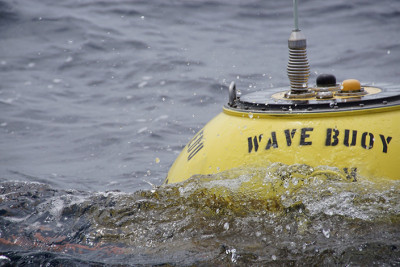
[293,0,299,30]
[286,0,312,98]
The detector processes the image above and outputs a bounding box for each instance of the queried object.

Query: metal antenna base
[285,0,311,98]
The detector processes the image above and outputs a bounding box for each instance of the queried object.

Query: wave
[1,163,399,265]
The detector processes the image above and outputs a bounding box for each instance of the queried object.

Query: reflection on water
[1,163,399,265]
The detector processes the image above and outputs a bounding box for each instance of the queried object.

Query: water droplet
[223,222,229,230]
[387,50,391,55]
[283,180,289,189]
[0,255,10,262]
[178,186,184,195]
[272,255,277,260]
[155,157,160,164]
[226,248,237,263]
[275,225,283,233]
[137,127,147,133]
[138,81,147,88]
[322,228,330,238]
[248,112,253,119]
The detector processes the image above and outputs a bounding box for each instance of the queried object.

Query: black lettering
[265,132,278,150]
[188,130,203,152]
[300,128,313,146]
[379,134,392,153]
[344,129,357,147]
[284,129,297,146]
[248,134,263,153]
[361,132,374,149]
[187,130,204,161]
[325,128,339,146]
[188,143,204,161]
[248,137,254,153]
[343,167,357,182]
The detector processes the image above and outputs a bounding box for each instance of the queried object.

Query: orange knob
[342,79,361,92]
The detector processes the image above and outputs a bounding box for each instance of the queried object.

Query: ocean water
[0,0,400,265]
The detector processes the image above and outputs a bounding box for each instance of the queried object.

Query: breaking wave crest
[1,163,399,265]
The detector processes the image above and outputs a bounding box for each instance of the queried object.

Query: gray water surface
[1,0,399,192]
[0,0,400,265]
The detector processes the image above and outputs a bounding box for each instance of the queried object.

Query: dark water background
[1,0,400,265]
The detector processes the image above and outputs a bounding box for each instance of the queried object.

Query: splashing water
[1,163,399,265]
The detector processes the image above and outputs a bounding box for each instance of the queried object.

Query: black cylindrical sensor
[316,74,337,87]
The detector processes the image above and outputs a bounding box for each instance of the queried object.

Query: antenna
[293,0,299,30]
[286,0,312,98]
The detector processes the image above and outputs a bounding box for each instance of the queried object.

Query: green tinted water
[1,163,399,265]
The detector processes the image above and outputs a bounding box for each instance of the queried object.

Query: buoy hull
[166,106,400,184]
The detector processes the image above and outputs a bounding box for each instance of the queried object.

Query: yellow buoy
[165,83,400,184]
[165,1,400,185]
